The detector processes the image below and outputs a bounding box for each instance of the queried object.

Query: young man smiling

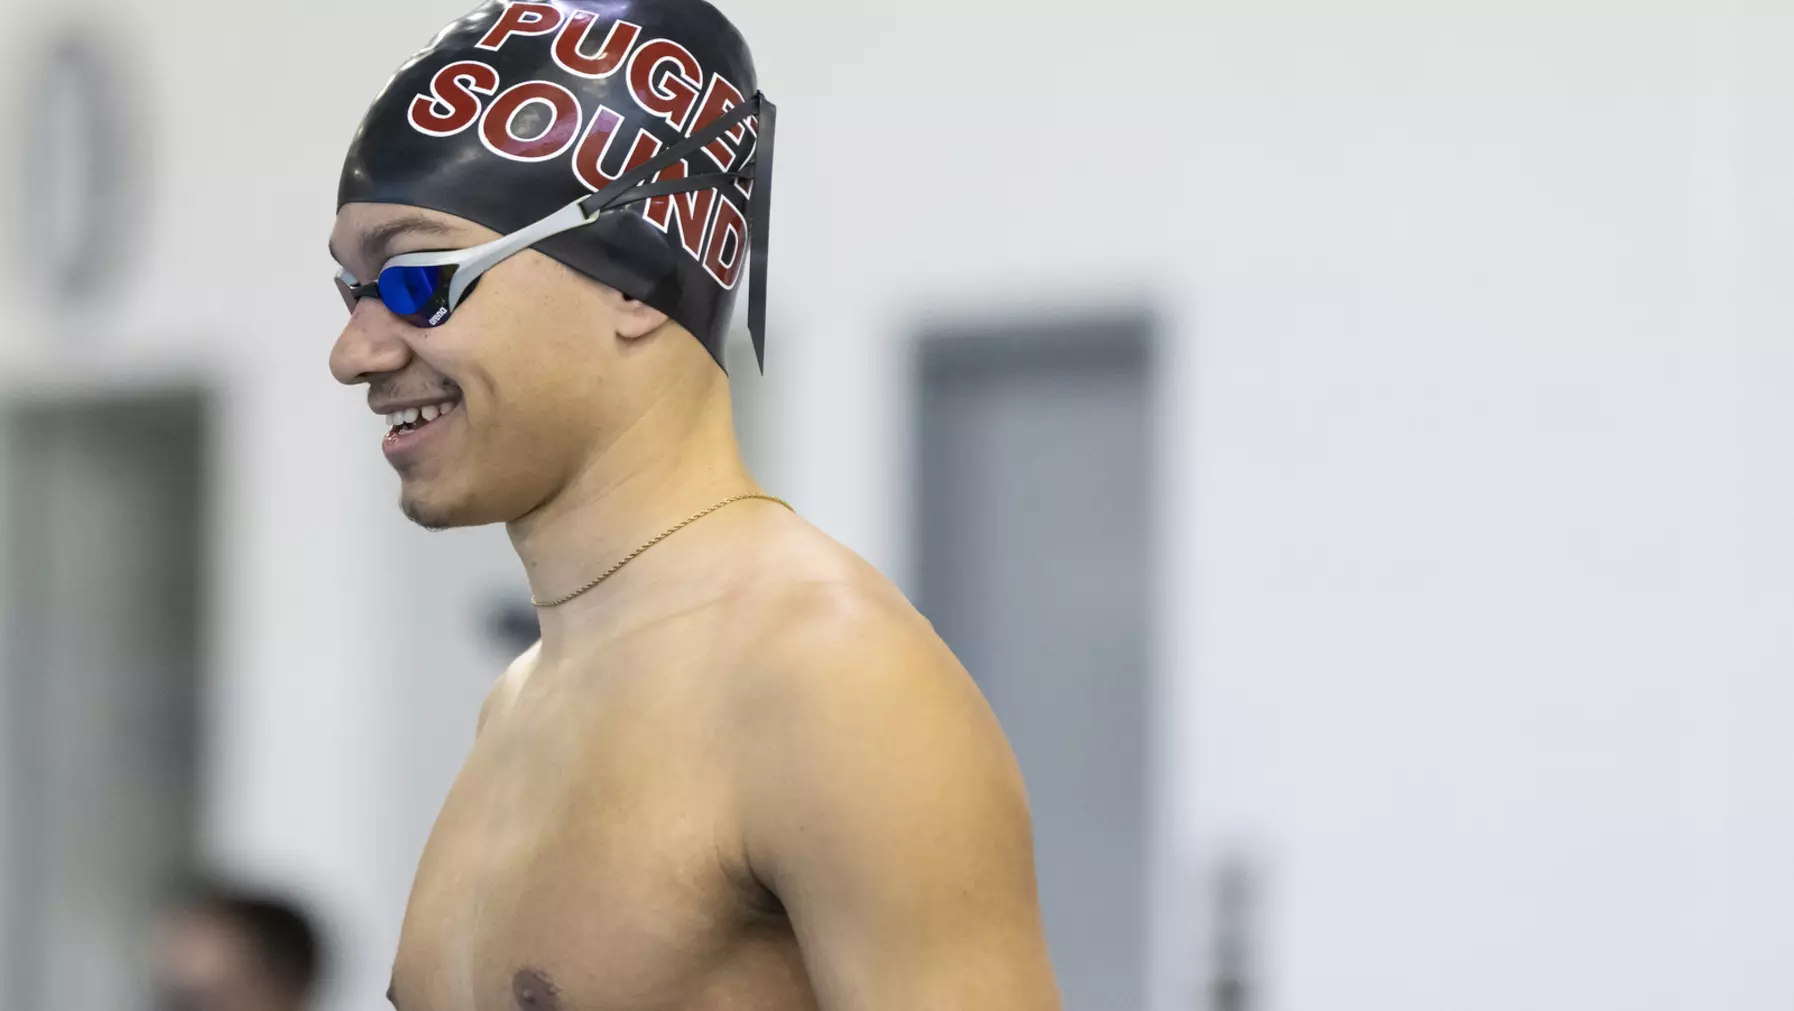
[328,2,1062,1009]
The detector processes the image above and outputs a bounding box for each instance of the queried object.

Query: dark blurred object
[1210,854,1260,1011]
[488,598,541,656]
[154,886,324,1011]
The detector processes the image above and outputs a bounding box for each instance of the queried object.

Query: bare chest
[389,679,807,1011]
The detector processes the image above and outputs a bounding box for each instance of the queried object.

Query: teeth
[379,401,458,431]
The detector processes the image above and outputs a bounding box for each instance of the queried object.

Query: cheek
[467,349,602,463]
[441,259,617,428]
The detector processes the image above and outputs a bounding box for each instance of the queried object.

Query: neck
[507,363,757,652]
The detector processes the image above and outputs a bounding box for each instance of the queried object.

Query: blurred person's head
[327,0,769,531]
[155,889,322,1011]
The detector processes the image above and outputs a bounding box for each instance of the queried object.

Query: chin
[398,483,482,531]
[399,497,462,531]
[398,475,531,530]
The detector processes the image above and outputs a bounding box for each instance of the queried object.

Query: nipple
[512,968,560,1010]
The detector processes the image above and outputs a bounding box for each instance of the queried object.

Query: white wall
[2,1,1790,1010]
[1181,4,1794,1010]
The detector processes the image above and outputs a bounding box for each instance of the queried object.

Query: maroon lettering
[626,38,704,131]
[641,158,683,231]
[573,112,663,192]
[689,74,747,171]
[408,61,500,137]
[640,157,687,233]
[480,80,582,162]
[635,157,681,231]
[702,194,747,288]
[476,2,564,50]
[553,12,641,78]
[669,182,716,258]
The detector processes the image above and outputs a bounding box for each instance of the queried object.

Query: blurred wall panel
[914,318,1154,1011]
[2,394,205,1011]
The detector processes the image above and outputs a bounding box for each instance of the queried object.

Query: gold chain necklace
[529,493,792,608]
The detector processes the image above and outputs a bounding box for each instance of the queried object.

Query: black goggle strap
[744,97,775,372]
[576,97,759,216]
[604,171,740,204]
[576,93,775,371]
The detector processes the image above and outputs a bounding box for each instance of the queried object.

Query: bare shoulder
[727,522,994,739]
[727,563,1032,837]
[723,515,1032,861]
[476,638,540,735]
[720,521,1058,1008]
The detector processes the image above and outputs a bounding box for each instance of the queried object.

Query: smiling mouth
[383,399,460,441]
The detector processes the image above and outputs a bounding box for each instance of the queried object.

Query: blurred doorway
[914,315,1154,1011]
[1,392,207,1011]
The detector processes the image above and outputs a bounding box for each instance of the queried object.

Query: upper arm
[734,596,1060,1011]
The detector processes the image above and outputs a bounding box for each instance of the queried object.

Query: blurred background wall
[1,1,1791,1010]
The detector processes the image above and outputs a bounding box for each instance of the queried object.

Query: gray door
[2,393,206,1011]
[914,318,1154,1011]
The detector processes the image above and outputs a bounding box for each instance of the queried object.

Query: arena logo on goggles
[403,1,758,289]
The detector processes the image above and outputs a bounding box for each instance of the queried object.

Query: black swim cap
[339,0,774,369]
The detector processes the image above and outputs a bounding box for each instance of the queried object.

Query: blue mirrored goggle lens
[377,265,448,317]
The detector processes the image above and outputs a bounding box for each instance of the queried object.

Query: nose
[329,301,414,386]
